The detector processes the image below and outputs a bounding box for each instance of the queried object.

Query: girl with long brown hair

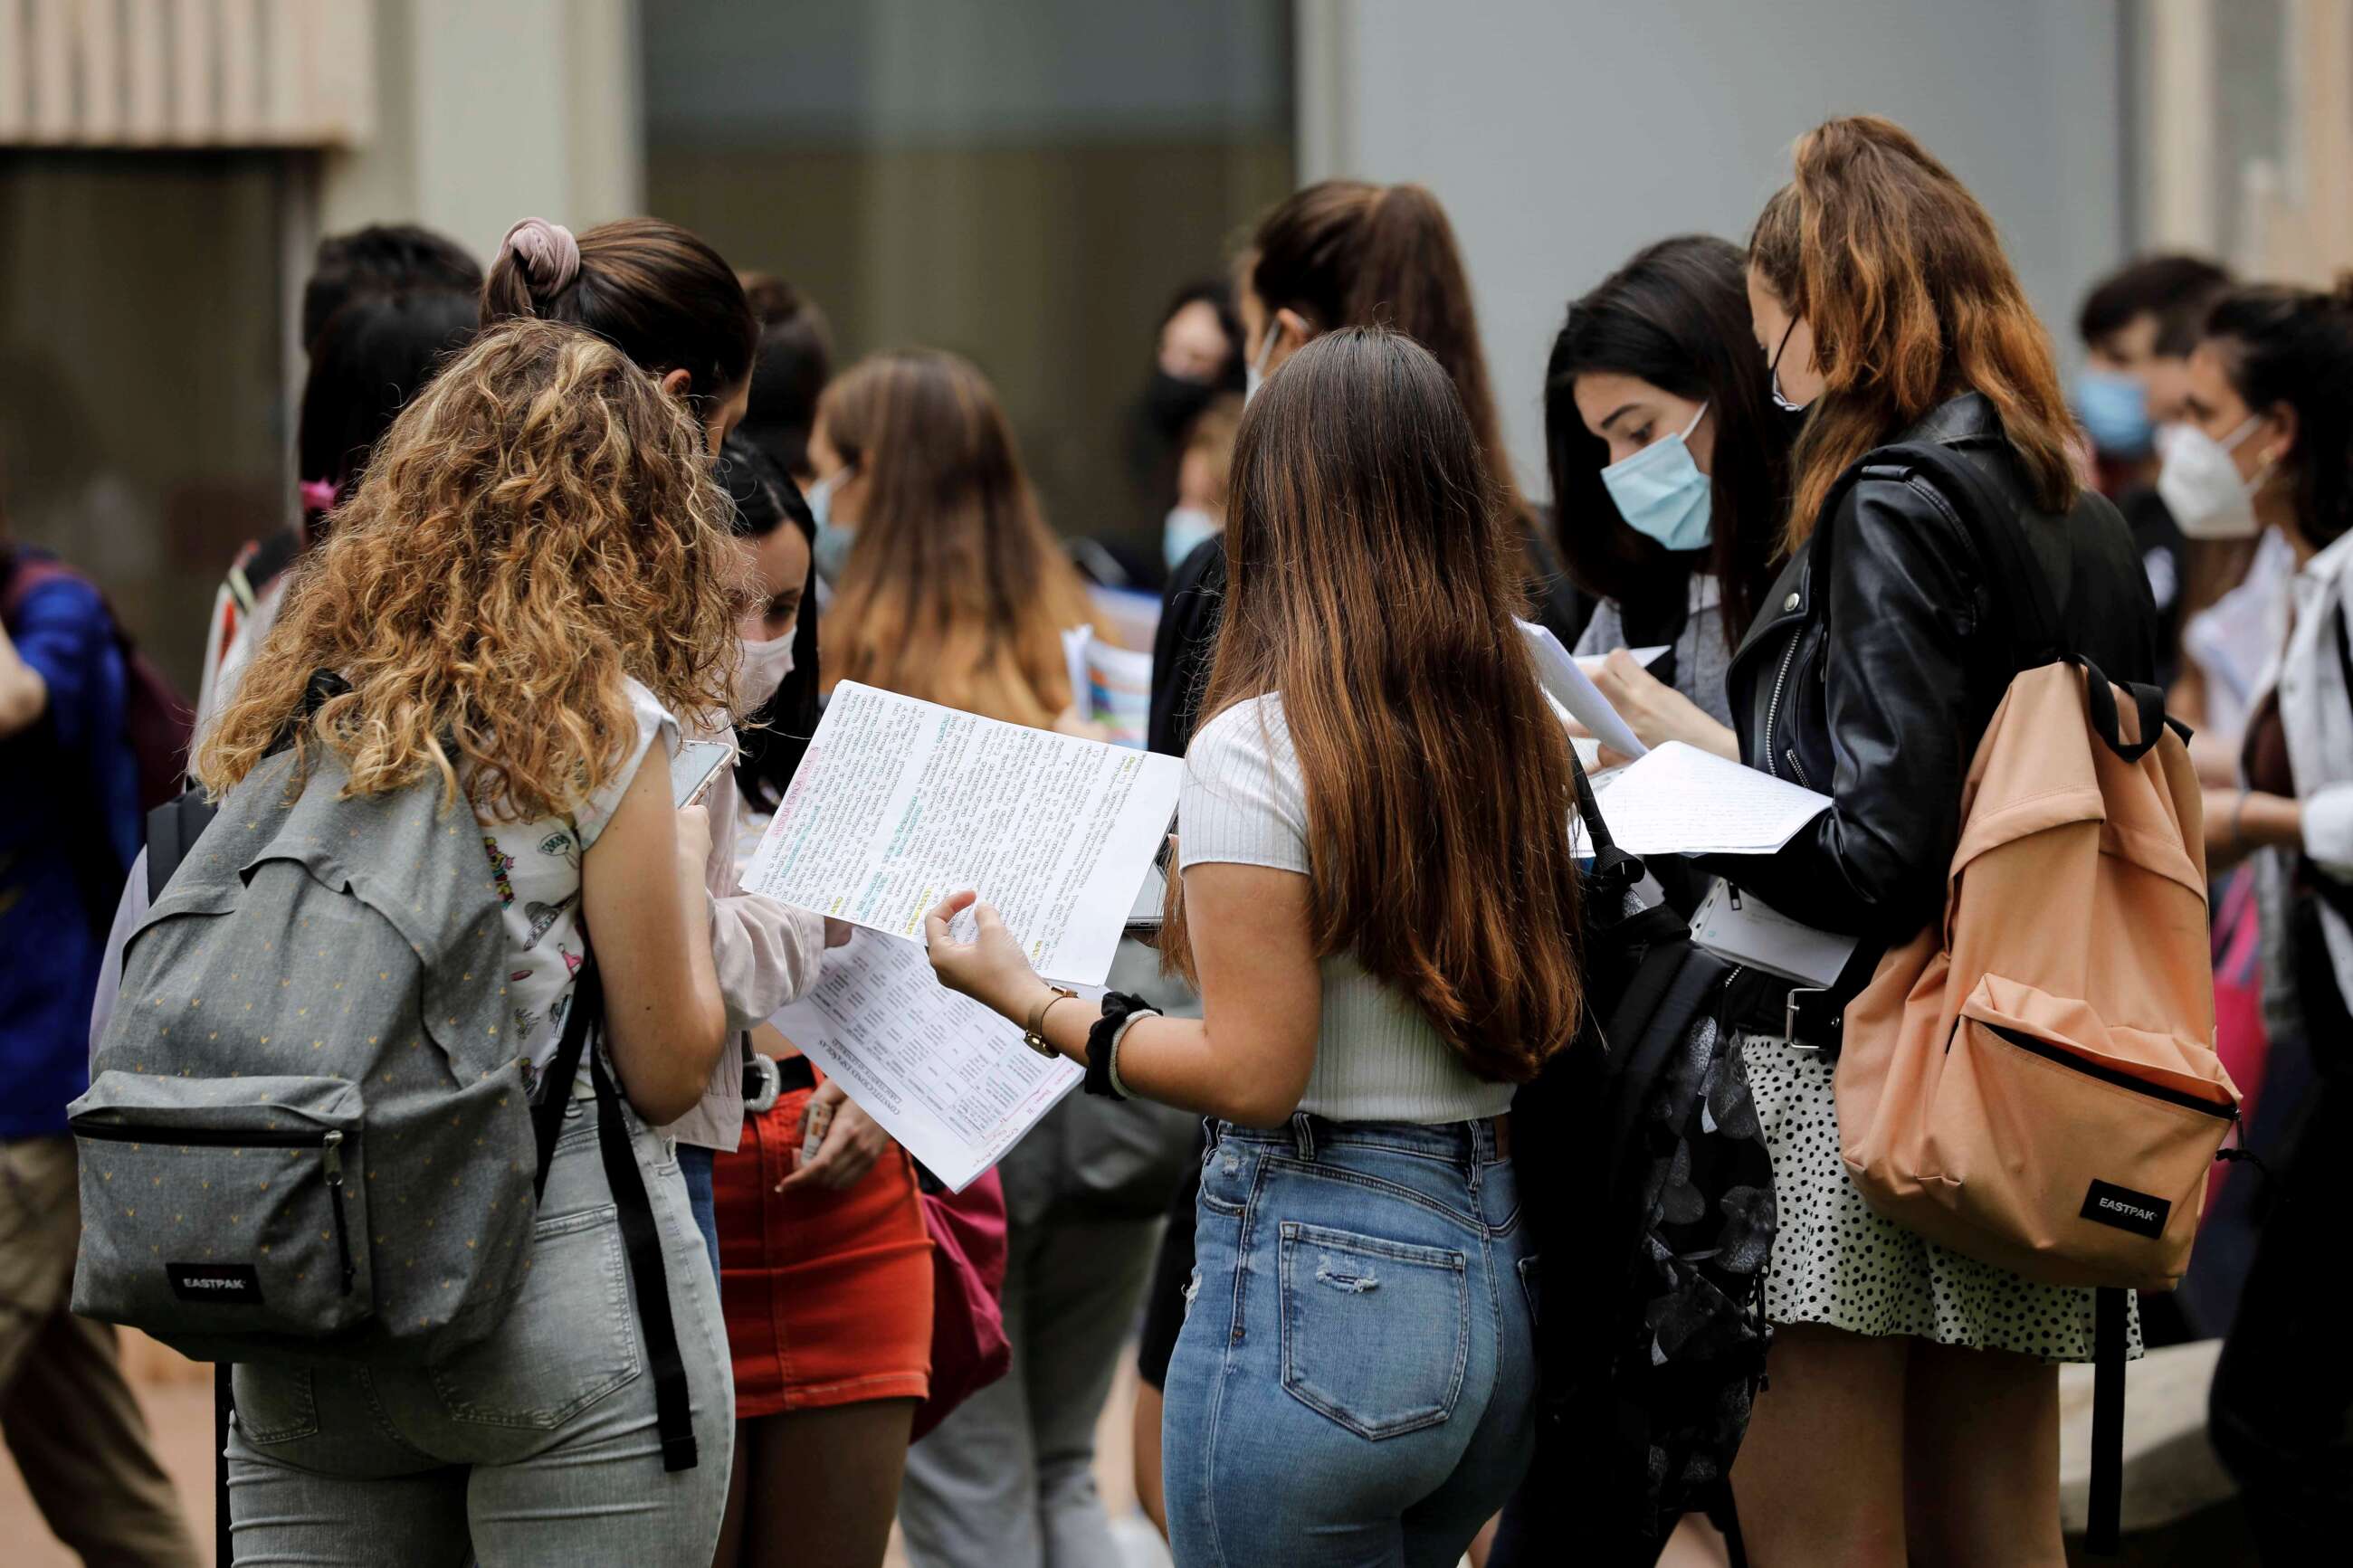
[814,349,1094,724]
[814,350,1141,1568]
[199,318,741,1561]
[926,327,1582,1566]
[1716,117,2159,1564]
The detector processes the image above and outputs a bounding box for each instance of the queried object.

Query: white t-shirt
[473,679,676,1089]
[1177,694,1513,1124]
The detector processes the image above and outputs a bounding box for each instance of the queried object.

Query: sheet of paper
[771,930,1080,1192]
[742,682,1182,986]
[1688,879,1859,987]
[1062,625,1154,750]
[1575,644,1670,678]
[1519,620,1647,760]
[1589,740,1832,856]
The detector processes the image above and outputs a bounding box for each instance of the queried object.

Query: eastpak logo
[167,1263,263,1305]
[2079,1180,2170,1240]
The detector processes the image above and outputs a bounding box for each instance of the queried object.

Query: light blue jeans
[223,1091,734,1565]
[1163,1114,1538,1568]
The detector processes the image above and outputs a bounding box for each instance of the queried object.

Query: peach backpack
[1825,443,2234,1554]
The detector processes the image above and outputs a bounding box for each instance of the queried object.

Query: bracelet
[1085,991,1159,1100]
[1023,984,1078,1060]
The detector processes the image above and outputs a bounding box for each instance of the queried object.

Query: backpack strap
[2086,1285,2129,1554]
[589,1038,700,1471]
[1567,746,1645,899]
[1808,439,2065,669]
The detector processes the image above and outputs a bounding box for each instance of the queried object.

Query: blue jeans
[224,1092,734,1564]
[1162,1114,1537,1568]
[677,1143,719,1287]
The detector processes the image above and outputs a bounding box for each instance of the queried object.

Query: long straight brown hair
[1247,180,1525,518]
[1749,116,2078,550]
[819,350,1092,728]
[1164,328,1585,1082]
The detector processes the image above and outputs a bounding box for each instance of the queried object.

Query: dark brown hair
[817,351,1093,727]
[738,272,834,477]
[1749,116,2078,548]
[481,218,755,408]
[2205,278,2353,549]
[1546,235,1790,643]
[1166,327,1585,1083]
[1246,180,1522,516]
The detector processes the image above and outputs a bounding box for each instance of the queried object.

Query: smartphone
[670,739,734,808]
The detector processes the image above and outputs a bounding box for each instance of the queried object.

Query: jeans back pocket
[1277,1220,1468,1440]
[428,1202,640,1429]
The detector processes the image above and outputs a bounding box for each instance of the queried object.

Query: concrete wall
[320,0,643,262]
[1299,0,2129,499]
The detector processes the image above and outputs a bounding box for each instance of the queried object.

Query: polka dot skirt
[1740,1031,2140,1364]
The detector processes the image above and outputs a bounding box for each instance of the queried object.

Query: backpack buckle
[1785,986,1829,1050]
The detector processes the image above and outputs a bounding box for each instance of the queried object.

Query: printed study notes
[1579,740,1833,857]
[743,681,1183,989]
[771,930,1081,1192]
[743,682,1179,1185]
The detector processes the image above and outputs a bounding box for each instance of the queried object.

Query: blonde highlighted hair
[819,350,1091,728]
[197,318,742,820]
[1749,115,2078,551]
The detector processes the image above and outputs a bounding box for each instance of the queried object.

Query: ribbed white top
[1178,695,1514,1125]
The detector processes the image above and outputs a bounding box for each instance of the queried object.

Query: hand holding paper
[1519,620,1647,760]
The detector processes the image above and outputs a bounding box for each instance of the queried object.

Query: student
[482,215,815,1269]
[1719,116,2160,1566]
[2180,279,2353,1564]
[707,434,928,1568]
[736,273,834,484]
[1129,281,1246,578]
[193,288,480,740]
[1147,177,1582,757]
[1545,234,1792,760]
[2073,252,2234,697]
[927,326,1575,1567]
[811,351,1135,1568]
[194,225,482,742]
[3,516,202,1566]
[199,318,741,1560]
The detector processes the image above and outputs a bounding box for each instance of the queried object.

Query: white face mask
[1244,319,1283,405]
[733,628,796,716]
[2156,415,2269,540]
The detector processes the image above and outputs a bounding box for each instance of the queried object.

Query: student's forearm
[1017,987,1305,1126]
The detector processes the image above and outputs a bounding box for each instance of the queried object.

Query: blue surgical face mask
[2073,367,2153,458]
[806,472,854,586]
[1163,505,1220,571]
[1599,402,1713,552]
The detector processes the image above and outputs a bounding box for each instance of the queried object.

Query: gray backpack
[72,737,701,1469]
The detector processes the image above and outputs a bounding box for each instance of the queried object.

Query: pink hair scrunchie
[500,216,580,295]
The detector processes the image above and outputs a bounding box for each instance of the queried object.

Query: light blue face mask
[1163,506,1221,571]
[806,472,855,586]
[2073,367,2153,458]
[1599,401,1712,552]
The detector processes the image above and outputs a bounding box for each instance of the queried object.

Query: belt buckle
[1785,986,1829,1050]
[743,1051,782,1116]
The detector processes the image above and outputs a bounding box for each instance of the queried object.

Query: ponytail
[1248,180,1518,510]
[481,216,754,404]
[2205,276,2353,548]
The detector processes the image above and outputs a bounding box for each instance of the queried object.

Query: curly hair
[196,318,743,821]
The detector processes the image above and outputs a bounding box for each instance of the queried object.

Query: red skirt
[713,1069,936,1418]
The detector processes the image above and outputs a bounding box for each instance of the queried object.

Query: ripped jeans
[1161,1114,1537,1568]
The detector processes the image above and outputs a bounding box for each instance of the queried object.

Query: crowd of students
[4,107,2350,1566]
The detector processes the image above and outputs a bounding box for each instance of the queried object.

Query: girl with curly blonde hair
[203,316,746,1563]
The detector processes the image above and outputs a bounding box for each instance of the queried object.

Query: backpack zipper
[1969,1021,2233,1119]
[73,1120,357,1297]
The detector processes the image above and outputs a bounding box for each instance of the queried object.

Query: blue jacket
[2,563,138,1136]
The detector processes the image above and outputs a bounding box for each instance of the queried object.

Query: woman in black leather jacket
[1718,118,2160,1568]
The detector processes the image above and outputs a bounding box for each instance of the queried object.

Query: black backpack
[1494,758,1777,1567]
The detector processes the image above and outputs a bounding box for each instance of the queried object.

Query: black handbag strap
[529,965,601,1200]
[1567,746,1645,898]
[590,1042,700,1472]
